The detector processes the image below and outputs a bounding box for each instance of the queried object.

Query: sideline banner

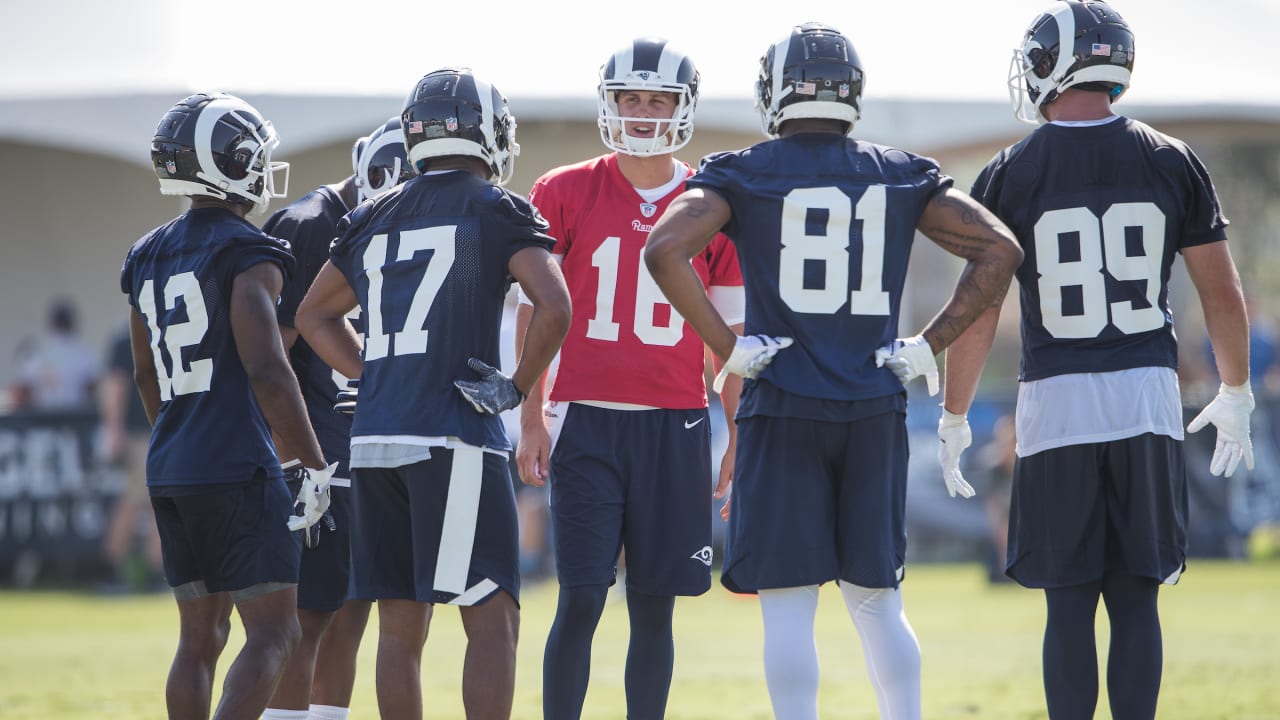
[0,411,121,573]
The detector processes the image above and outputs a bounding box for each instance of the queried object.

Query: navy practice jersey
[121,207,294,488]
[688,133,952,404]
[263,186,357,477]
[329,171,555,452]
[971,118,1229,382]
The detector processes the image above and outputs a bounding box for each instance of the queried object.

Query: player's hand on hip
[937,410,975,498]
[1187,382,1255,477]
[875,334,939,396]
[714,334,794,393]
[454,358,525,415]
[334,378,359,416]
[287,461,338,533]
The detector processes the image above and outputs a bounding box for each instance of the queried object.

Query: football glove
[937,410,976,499]
[454,358,525,415]
[713,334,794,394]
[875,334,939,396]
[334,378,358,416]
[287,461,338,538]
[1187,382,1255,477]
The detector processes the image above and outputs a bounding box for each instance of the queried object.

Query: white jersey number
[779,186,891,316]
[137,272,213,401]
[1034,203,1165,338]
[584,236,685,347]
[362,227,457,360]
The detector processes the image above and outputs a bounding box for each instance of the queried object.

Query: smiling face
[614,90,679,139]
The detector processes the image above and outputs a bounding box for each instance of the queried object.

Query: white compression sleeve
[839,581,922,720]
[759,586,821,720]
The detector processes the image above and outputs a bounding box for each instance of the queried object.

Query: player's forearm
[1203,295,1251,387]
[942,304,1001,415]
[132,370,162,426]
[298,315,363,381]
[921,249,1019,355]
[512,303,569,399]
[247,363,325,469]
[649,256,736,359]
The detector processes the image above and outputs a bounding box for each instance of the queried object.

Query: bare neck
[330,175,359,210]
[189,197,249,218]
[1043,89,1117,122]
[615,153,678,191]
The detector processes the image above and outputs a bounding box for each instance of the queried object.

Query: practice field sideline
[0,562,1275,719]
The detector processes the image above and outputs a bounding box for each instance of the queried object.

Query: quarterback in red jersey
[516,37,744,720]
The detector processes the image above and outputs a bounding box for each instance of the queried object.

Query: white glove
[1187,382,1255,477]
[937,410,975,498]
[875,334,939,396]
[287,462,338,531]
[713,334,794,393]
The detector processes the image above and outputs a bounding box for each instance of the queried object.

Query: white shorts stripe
[433,446,484,595]
[450,578,499,606]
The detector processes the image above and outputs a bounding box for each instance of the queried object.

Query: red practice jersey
[529,154,742,409]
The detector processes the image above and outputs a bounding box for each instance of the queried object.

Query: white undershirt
[1016,367,1184,457]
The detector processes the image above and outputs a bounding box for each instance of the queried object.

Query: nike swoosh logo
[684,418,705,429]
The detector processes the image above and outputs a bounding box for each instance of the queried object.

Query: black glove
[453,358,524,415]
[334,378,359,416]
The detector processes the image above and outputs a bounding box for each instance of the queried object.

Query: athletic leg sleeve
[759,586,820,720]
[542,584,609,720]
[1043,581,1103,720]
[623,588,676,720]
[1101,572,1162,720]
[838,582,922,720]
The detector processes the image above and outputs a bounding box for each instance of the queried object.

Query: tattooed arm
[914,188,1022,355]
[913,187,1022,413]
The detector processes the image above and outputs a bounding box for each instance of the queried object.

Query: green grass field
[1,561,1276,719]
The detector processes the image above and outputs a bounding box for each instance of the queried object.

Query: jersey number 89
[1034,203,1165,339]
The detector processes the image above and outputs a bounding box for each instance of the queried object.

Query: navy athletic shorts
[722,410,908,593]
[549,403,713,596]
[349,446,519,606]
[151,476,300,594]
[1007,432,1187,588]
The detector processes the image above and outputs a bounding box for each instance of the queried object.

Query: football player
[295,68,571,719]
[645,23,1022,720]
[123,92,335,720]
[940,3,1253,718]
[261,117,411,720]
[514,37,745,720]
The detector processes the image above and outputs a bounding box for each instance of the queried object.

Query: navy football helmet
[1009,0,1135,124]
[756,23,864,138]
[352,117,412,203]
[401,68,519,186]
[151,92,288,213]
[597,37,700,156]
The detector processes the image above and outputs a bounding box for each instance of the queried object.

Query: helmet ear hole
[353,117,410,203]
